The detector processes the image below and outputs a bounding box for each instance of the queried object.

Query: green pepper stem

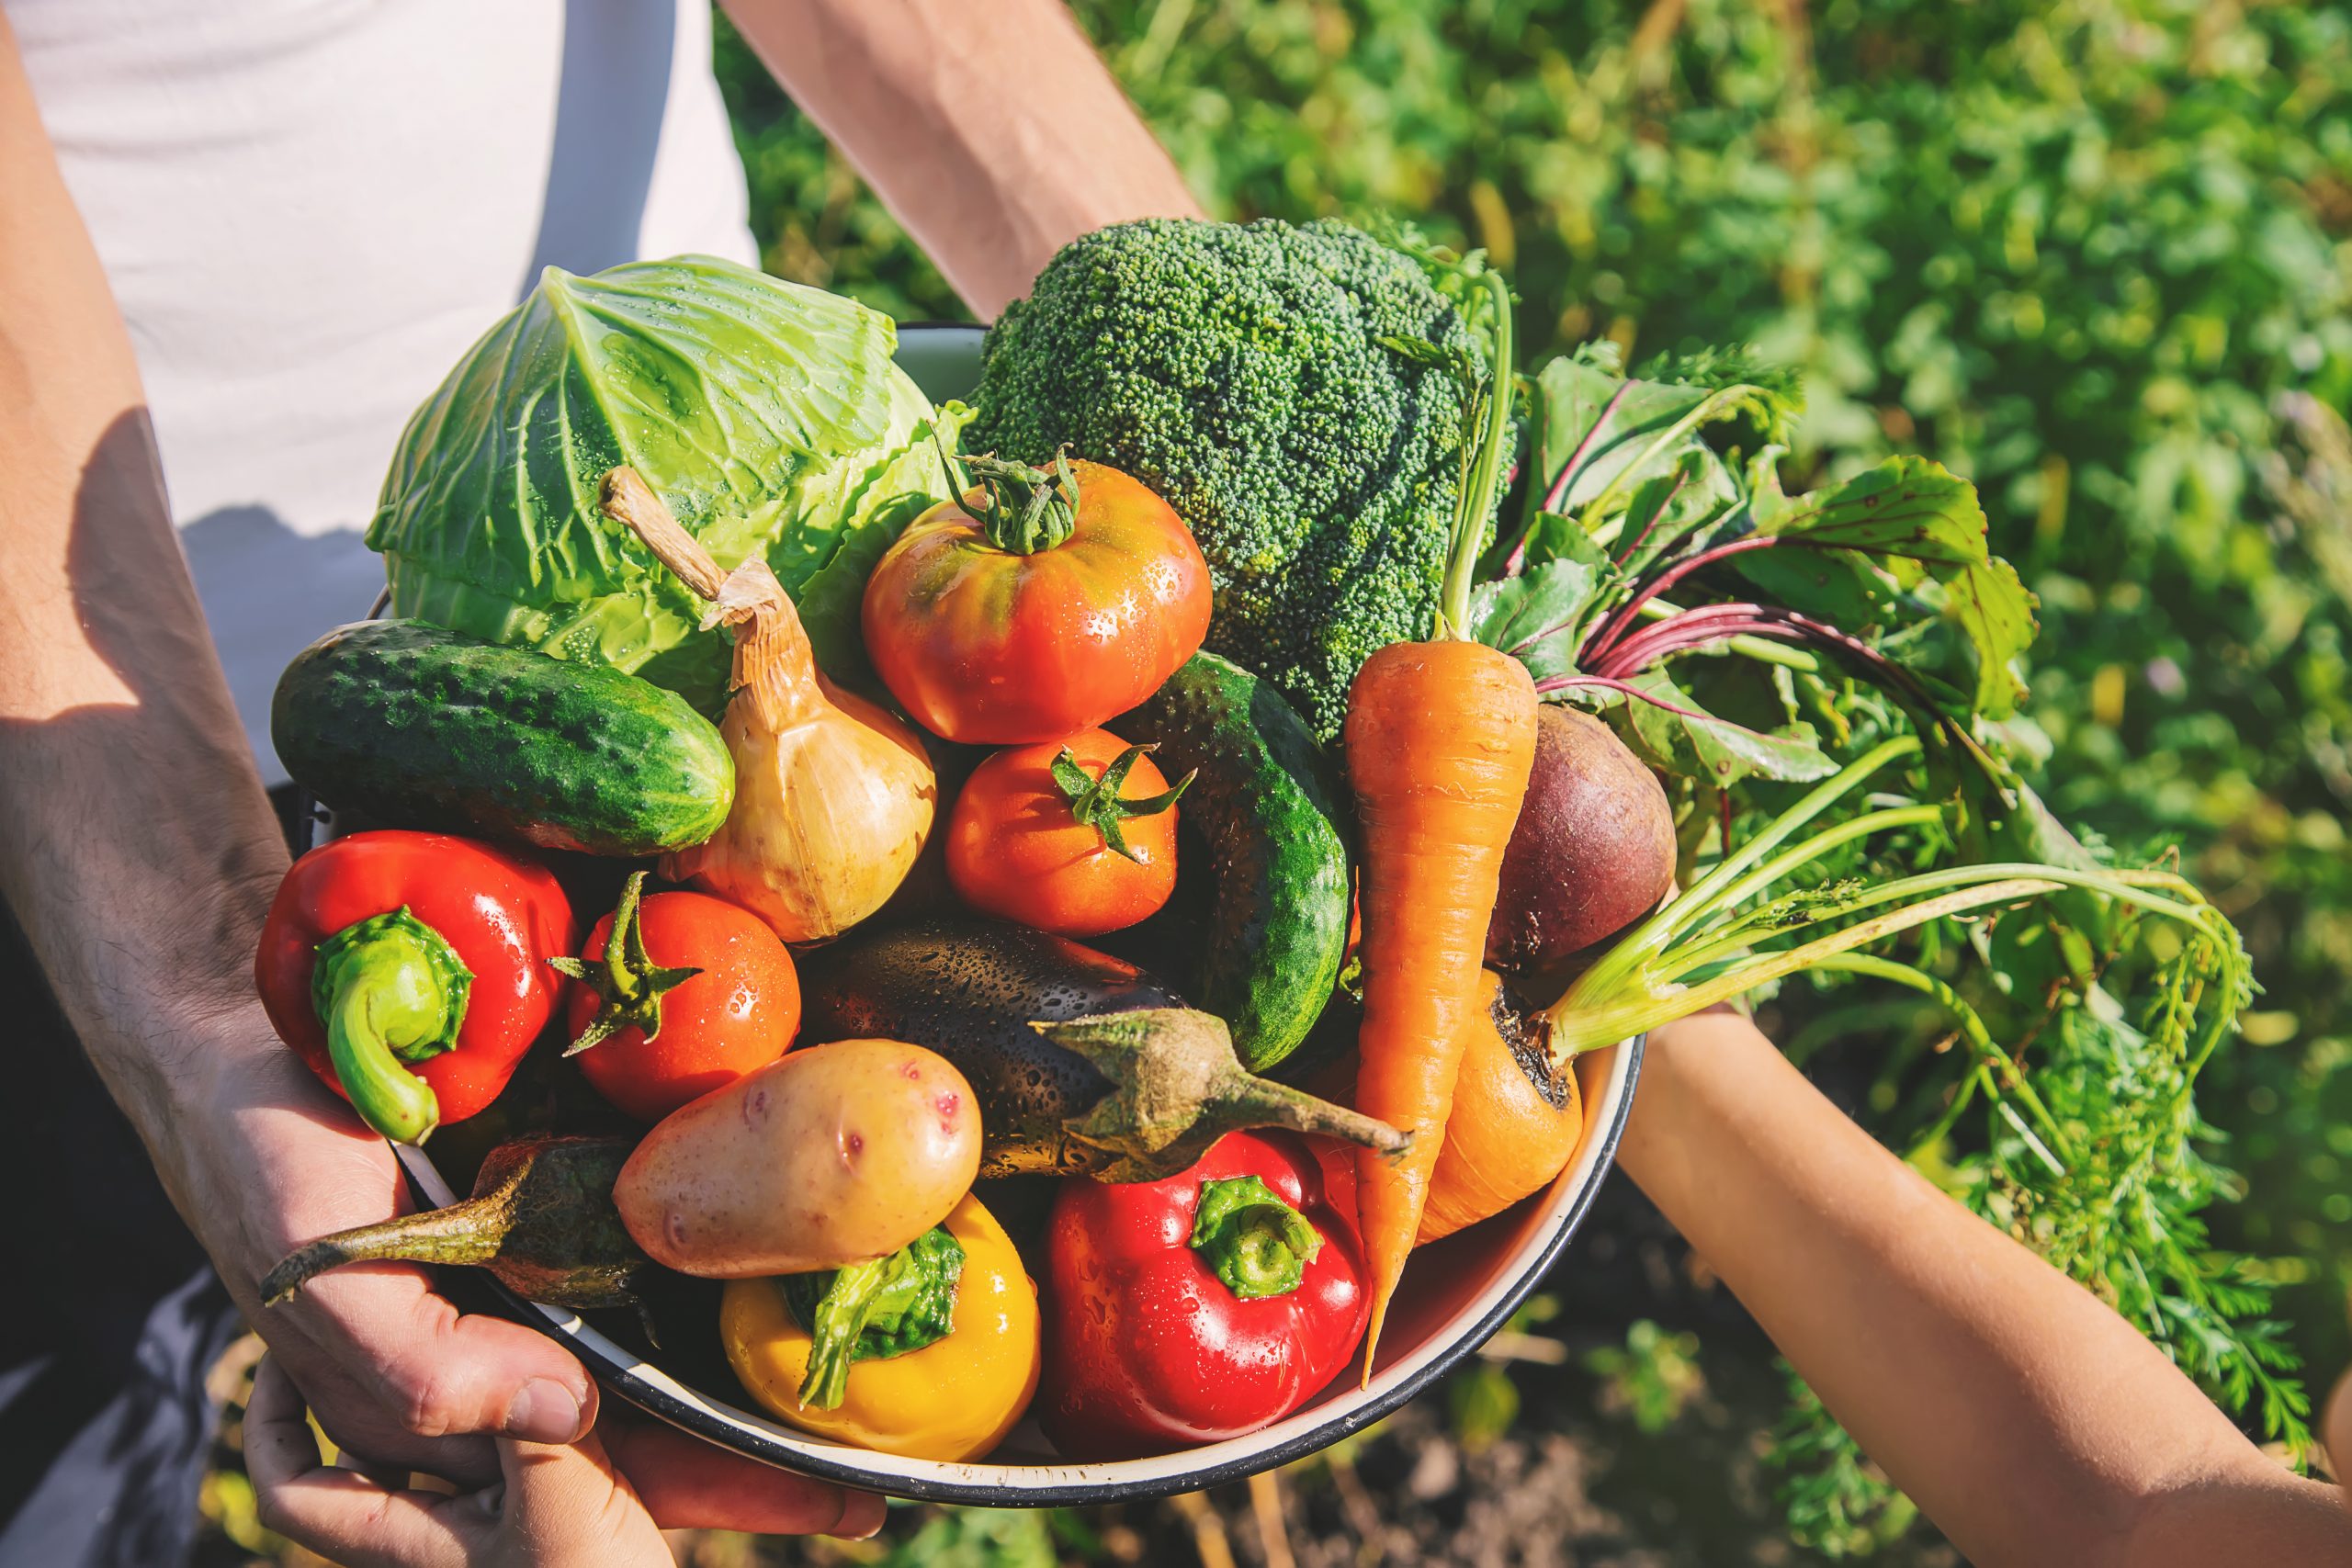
[1191,1175,1323,1299]
[548,872,702,1055]
[311,908,472,1145]
[796,1257,896,1410]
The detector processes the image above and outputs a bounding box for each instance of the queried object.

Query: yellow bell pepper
[720,1193,1041,1462]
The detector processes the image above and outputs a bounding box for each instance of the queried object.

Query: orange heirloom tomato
[946,728,1192,938]
[862,453,1211,744]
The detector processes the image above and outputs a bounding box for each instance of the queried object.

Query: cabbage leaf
[368,255,954,710]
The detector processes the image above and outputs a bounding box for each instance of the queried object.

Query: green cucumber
[275,620,733,856]
[1115,652,1351,1072]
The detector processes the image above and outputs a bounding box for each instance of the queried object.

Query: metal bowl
[338,321,1643,1506]
[392,1034,1637,1506]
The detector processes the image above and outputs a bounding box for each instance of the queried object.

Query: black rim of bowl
[404,1032,1643,1508]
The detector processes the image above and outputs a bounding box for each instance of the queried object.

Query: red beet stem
[1581,536,1782,667]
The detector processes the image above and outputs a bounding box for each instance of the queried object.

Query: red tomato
[561,882,800,1122]
[862,456,1211,744]
[945,728,1184,937]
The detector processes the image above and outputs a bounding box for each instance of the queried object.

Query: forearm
[720,0,1202,315]
[0,15,289,1152]
[1616,1010,2351,1566]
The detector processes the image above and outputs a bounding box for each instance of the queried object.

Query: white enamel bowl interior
[392,1033,1638,1506]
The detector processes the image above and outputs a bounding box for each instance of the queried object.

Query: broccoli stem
[1440,268,1516,639]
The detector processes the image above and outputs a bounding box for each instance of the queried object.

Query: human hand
[244,1352,663,1567]
[180,1019,874,1534]
[2327,1366,2352,1498]
[184,1031,596,1481]
[245,1355,883,1565]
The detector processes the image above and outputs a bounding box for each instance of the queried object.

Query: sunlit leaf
[1747,457,2038,717]
[1589,666,1839,784]
[1473,554,1616,683]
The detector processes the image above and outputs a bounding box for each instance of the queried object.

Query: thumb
[310,1266,599,1450]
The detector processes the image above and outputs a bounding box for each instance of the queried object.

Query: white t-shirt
[10,0,761,783]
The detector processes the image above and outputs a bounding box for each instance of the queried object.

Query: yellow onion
[601,468,935,942]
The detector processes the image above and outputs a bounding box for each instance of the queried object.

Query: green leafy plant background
[201,3,2352,1562]
[716,0,2352,1555]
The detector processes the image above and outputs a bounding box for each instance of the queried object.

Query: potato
[614,1037,980,1278]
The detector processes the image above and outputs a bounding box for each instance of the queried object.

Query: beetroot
[1485,705,1676,970]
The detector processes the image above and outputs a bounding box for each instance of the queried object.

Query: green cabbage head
[368,254,959,711]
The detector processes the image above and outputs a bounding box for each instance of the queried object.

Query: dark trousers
[0,793,310,1568]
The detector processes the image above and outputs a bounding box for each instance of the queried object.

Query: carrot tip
[1358,1301,1391,1390]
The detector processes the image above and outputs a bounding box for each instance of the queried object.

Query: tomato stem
[964,448,1081,554]
[549,872,703,1056]
[1052,743,1194,863]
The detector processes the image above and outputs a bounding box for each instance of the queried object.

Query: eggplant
[259,1134,650,1324]
[800,918,1405,1181]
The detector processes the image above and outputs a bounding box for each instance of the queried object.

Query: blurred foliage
[708,0,2352,1557]
[1585,1320,1708,1435]
[873,1509,1057,1568]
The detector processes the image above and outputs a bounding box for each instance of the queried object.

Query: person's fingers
[241,1353,322,1493]
[2324,1367,2352,1483]
[600,1412,888,1538]
[497,1431,673,1562]
[302,1266,600,1448]
[245,1356,486,1568]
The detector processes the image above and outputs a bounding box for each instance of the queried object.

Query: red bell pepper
[1040,1131,1369,1457]
[254,831,577,1145]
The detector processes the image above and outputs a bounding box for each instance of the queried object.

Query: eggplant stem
[1035,1009,1408,1180]
[1204,1077,1411,1163]
[260,1194,511,1305]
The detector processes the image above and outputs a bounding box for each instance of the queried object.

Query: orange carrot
[1345,263,1535,1378]
[1418,968,1585,1245]
[1349,640,1536,1371]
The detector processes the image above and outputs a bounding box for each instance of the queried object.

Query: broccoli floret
[966,218,1483,741]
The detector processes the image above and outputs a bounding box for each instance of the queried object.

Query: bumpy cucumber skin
[1118,652,1351,1072]
[275,621,734,856]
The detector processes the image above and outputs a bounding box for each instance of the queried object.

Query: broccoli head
[966,218,1484,741]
